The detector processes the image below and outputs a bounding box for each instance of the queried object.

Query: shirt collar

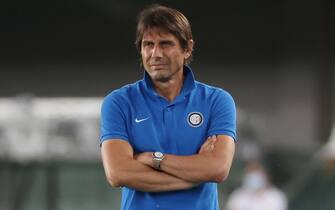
[142,65,196,99]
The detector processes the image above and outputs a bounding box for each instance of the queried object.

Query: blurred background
[0,0,334,210]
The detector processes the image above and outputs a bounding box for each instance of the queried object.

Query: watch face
[154,152,163,158]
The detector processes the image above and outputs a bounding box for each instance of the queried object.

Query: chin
[153,74,171,83]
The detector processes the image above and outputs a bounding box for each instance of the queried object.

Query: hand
[134,152,153,167]
[198,135,217,154]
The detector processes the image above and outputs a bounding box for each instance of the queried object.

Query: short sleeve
[100,91,129,144]
[207,89,237,141]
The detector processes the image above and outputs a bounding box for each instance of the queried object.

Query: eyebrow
[142,40,152,44]
[142,39,174,44]
[160,40,174,44]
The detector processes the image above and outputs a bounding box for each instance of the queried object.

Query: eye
[161,41,174,48]
[142,41,154,48]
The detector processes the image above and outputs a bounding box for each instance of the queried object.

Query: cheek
[172,53,186,65]
[141,52,149,63]
[141,50,145,58]
[141,53,151,71]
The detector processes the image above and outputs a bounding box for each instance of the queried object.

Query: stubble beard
[143,57,183,83]
[151,66,182,83]
[154,74,173,83]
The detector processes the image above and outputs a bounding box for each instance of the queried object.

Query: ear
[184,39,194,59]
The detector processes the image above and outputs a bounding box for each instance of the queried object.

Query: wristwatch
[152,152,165,170]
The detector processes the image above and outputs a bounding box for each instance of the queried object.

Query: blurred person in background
[226,161,288,210]
[100,4,237,210]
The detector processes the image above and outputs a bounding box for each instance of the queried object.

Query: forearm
[161,136,235,183]
[101,140,198,192]
[136,136,235,183]
[161,153,227,183]
[104,157,197,192]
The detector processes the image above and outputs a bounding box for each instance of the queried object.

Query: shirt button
[156,204,160,208]
[166,108,171,112]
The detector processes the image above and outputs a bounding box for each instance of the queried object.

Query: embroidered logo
[187,112,203,127]
[135,117,150,123]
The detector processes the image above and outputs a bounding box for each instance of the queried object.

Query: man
[226,161,288,210]
[100,4,236,210]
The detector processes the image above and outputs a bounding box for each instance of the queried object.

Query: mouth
[150,64,167,70]
[150,63,167,66]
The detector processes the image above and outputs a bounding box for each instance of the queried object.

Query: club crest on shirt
[187,112,204,127]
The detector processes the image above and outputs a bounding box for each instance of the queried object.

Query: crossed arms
[101,135,235,192]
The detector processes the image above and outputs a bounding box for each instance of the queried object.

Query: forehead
[142,27,178,42]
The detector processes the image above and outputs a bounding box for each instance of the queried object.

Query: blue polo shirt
[100,65,236,210]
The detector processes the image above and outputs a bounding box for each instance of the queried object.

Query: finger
[205,136,216,151]
[200,142,214,153]
[201,139,215,152]
[199,137,212,153]
[201,136,212,148]
[199,135,218,153]
[199,143,208,152]
[205,136,216,146]
[200,145,211,153]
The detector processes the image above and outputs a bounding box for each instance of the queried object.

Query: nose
[151,45,163,58]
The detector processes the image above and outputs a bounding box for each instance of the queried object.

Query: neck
[152,71,184,102]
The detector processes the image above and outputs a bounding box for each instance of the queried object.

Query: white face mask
[242,171,267,191]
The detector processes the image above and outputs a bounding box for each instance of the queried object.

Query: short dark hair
[135,4,194,64]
